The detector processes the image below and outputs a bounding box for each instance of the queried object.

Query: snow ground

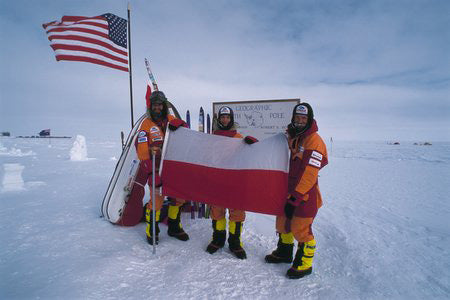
[1,137,449,299]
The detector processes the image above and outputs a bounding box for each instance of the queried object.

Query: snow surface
[1,137,449,299]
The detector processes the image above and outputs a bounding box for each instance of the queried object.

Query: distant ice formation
[2,163,25,192]
[70,135,88,161]
[0,142,35,157]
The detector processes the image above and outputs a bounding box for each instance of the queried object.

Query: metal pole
[330,137,333,157]
[151,152,156,254]
[127,3,134,128]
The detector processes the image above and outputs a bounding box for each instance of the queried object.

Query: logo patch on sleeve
[138,131,147,137]
[138,137,148,143]
[311,151,323,161]
[309,158,321,168]
[150,126,159,133]
[152,137,163,142]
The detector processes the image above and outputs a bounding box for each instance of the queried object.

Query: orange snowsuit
[210,129,246,222]
[276,120,328,242]
[135,114,185,211]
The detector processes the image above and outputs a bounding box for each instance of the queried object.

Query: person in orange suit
[206,106,258,259]
[136,91,189,245]
[265,102,328,279]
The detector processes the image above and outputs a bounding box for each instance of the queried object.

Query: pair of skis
[185,108,211,219]
[146,58,211,220]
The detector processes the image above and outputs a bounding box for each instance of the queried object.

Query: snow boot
[228,221,247,259]
[206,219,226,254]
[141,203,148,222]
[145,208,160,245]
[265,233,294,263]
[167,205,189,241]
[286,239,316,279]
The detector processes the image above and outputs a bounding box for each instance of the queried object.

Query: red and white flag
[160,128,290,216]
[145,83,152,109]
[43,13,128,72]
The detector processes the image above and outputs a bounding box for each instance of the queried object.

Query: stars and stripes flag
[43,13,129,72]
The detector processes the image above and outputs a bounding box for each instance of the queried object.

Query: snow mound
[70,135,89,161]
[26,181,47,188]
[1,163,25,192]
[0,142,35,157]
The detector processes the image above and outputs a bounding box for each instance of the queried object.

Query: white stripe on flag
[53,49,128,68]
[49,39,127,59]
[161,127,290,173]
[46,22,109,33]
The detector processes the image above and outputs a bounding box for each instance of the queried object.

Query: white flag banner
[160,127,290,216]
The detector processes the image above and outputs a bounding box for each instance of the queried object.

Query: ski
[186,109,191,128]
[198,107,205,218]
[186,110,196,220]
[204,113,211,218]
[144,58,158,92]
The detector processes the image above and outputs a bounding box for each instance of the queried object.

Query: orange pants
[146,188,185,211]
[276,216,315,243]
[210,205,245,222]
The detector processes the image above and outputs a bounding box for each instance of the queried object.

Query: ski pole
[151,152,156,254]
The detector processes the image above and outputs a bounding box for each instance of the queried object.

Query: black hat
[150,91,167,105]
[148,91,168,120]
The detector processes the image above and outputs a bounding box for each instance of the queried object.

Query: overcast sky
[1,0,449,141]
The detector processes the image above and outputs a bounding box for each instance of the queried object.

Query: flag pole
[127,2,134,128]
[152,152,157,254]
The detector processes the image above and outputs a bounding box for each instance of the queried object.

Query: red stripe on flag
[48,34,127,57]
[43,20,108,30]
[46,26,109,39]
[74,21,109,29]
[61,15,104,22]
[161,160,287,216]
[51,44,128,64]
[42,21,58,29]
[55,55,129,72]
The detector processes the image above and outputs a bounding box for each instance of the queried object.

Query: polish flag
[160,128,290,216]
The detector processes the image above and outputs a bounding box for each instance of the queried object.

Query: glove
[169,119,185,131]
[284,202,296,219]
[244,136,258,144]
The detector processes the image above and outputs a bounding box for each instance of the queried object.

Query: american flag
[43,13,129,72]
